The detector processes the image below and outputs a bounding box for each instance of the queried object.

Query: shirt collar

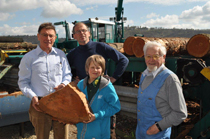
[87,76,101,87]
[143,64,165,78]
[35,45,57,56]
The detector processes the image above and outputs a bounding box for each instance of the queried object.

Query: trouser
[110,115,116,139]
[29,103,65,139]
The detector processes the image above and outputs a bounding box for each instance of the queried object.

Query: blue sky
[0,0,209,38]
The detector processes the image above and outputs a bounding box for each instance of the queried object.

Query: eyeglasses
[40,33,56,38]
[74,29,88,34]
[145,55,162,60]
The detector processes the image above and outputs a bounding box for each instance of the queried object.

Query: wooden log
[123,36,136,55]
[132,37,149,57]
[186,34,210,57]
[130,37,189,57]
[106,43,124,52]
[161,37,189,56]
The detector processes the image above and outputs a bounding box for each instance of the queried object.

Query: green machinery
[54,0,126,49]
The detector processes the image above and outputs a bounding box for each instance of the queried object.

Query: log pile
[123,36,190,57]
[0,42,37,51]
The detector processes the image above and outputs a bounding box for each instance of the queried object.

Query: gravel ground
[0,114,135,139]
[0,122,77,139]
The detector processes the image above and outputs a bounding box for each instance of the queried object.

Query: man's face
[144,46,165,72]
[37,28,56,53]
[73,24,90,45]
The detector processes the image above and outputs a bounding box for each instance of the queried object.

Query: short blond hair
[85,54,105,76]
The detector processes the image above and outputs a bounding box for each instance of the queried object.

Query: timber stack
[0,36,37,51]
[123,36,190,57]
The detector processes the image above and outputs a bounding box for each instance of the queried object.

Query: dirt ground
[0,114,135,139]
[0,122,77,139]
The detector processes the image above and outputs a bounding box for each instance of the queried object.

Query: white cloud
[124,20,134,26]
[0,0,83,19]
[122,0,205,6]
[0,13,15,21]
[0,24,38,36]
[141,15,179,28]
[41,0,83,18]
[146,13,159,18]
[86,5,98,11]
[0,0,41,12]
[68,0,117,6]
[179,6,203,20]
[178,1,210,28]
[140,1,210,29]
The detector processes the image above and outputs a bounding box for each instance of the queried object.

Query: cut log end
[123,36,136,55]
[187,34,210,57]
[132,37,145,57]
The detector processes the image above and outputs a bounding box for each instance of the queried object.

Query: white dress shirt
[18,45,72,99]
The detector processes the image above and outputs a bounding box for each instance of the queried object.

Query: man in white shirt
[18,22,72,139]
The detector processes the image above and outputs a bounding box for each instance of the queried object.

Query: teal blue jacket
[77,76,121,139]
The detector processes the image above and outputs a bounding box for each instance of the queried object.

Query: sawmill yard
[0,28,209,138]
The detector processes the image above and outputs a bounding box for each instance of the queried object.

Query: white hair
[143,41,166,56]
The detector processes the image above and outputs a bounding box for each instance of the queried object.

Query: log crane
[110,0,126,43]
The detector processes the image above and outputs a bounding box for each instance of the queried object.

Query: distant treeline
[124,27,210,38]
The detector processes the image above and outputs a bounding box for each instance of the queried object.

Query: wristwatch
[155,122,162,132]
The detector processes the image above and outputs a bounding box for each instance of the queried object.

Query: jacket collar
[83,76,110,90]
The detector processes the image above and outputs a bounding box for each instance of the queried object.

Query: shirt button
[141,92,143,94]
[138,110,140,112]
[138,101,140,103]
[138,119,140,121]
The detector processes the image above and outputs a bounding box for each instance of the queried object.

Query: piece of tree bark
[186,34,210,57]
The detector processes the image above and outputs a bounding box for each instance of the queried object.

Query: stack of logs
[122,34,210,58]
[0,36,37,51]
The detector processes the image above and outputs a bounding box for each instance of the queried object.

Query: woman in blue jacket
[77,54,121,139]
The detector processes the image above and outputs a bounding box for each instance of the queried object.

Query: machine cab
[74,18,115,43]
